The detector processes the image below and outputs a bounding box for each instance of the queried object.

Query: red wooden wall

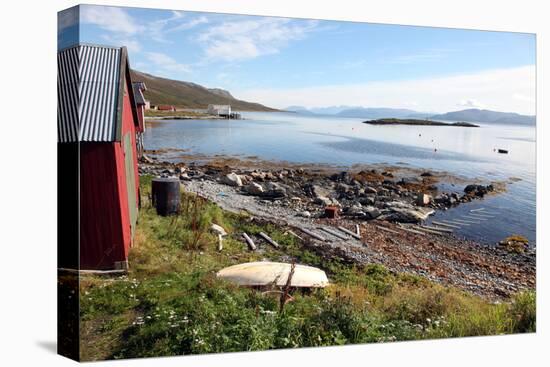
[79,76,140,269]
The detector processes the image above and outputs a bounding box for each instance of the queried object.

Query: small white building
[208,104,231,116]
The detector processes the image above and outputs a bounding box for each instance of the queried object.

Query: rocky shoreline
[139,153,535,299]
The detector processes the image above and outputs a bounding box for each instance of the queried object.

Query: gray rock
[363,205,381,219]
[359,196,376,206]
[311,184,330,198]
[400,177,422,185]
[364,186,378,194]
[377,187,390,196]
[315,196,333,206]
[386,203,435,223]
[220,173,243,187]
[434,194,448,204]
[264,181,286,198]
[245,182,264,195]
[347,204,364,215]
[416,193,432,206]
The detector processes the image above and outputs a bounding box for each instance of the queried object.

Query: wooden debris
[337,226,362,240]
[259,232,280,248]
[320,227,349,240]
[242,232,257,250]
[413,225,447,235]
[420,224,453,233]
[287,230,303,241]
[396,224,426,236]
[355,224,361,236]
[432,220,460,229]
[217,234,223,251]
[299,227,326,241]
[470,208,486,212]
[375,225,401,235]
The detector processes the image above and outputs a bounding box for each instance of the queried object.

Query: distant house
[208,104,232,116]
[58,44,140,270]
[157,104,176,111]
[132,81,147,158]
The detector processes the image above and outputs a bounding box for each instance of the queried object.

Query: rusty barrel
[151,178,180,216]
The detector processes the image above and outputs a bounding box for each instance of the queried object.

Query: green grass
[78,175,536,361]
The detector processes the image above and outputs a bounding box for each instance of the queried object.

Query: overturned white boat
[216,261,329,288]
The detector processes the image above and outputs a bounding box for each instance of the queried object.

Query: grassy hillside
[130,70,277,112]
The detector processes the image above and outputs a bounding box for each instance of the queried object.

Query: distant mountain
[284,105,355,115]
[431,109,535,125]
[285,106,316,114]
[285,106,432,119]
[336,107,432,119]
[130,70,277,111]
[310,106,357,115]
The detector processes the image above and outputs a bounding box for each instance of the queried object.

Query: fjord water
[144,112,536,245]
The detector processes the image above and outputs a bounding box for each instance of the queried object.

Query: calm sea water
[144,112,536,246]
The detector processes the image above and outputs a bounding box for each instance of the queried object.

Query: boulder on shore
[416,193,432,206]
[384,201,434,223]
[264,181,287,198]
[245,182,264,195]
[221,173,243,187]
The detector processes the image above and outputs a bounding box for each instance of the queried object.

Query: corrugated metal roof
[58,44,124,142]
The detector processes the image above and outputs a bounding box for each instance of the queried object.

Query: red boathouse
[58,44,140,270]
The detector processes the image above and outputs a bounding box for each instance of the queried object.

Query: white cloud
[197,18,318,61]
[457,99,486,109]
[101,34,141,52]
[145,52,191,74]
[167,16,209,33]
[233,65,536,115]
[147,10,186,43]
[80,5,143,34]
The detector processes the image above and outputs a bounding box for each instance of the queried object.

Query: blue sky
[58,5,536,114]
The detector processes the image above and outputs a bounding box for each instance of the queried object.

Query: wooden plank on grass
[287,230,303,241]
[259,232,280,248]
[242,232,257,250]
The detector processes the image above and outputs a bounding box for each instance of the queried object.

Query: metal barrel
[151,178,180,216]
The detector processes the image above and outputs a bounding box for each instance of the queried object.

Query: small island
[363,118,479,127]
